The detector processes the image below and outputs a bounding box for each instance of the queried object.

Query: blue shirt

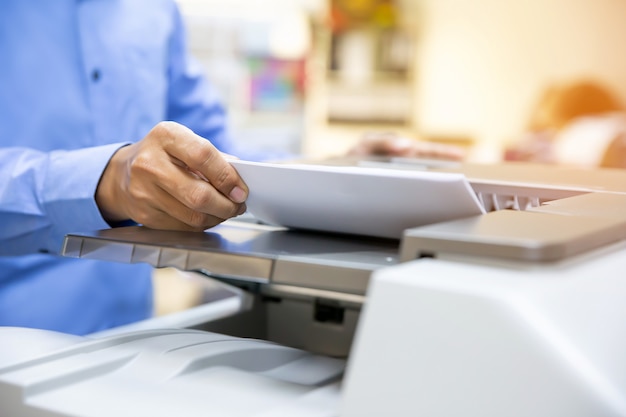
[0,0,237,334]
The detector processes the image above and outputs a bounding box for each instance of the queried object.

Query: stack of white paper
[230,160,485,239]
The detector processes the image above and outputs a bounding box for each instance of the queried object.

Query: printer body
[2,161,626,416]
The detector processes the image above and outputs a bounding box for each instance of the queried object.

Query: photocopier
[2,159,626,417]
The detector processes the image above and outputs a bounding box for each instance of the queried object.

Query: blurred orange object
[505,79,626,169]
[528,79,623,131]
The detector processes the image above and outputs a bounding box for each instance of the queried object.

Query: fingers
[350,131,466,160]
[156,122,248,204]
[401,141,466,160]
[153,159,246,224]
[138,184,233,231]
[350,131,398,156]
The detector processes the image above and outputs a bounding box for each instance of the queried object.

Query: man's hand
[96,121,248,231]
[348,131,466,160]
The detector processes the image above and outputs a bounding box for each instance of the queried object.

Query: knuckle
[196,146,217,168]
[195,148,235,190]
[149,122,167,141]
[186,184,212,210]
[153,120,176,135]
[186,211,209,229]
[150,121,181,147]
[129,153,155,175]
[213,164,234,189]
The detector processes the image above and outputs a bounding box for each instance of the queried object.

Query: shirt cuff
[43,143,130,251]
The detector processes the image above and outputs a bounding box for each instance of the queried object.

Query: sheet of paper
[230,160,485,239]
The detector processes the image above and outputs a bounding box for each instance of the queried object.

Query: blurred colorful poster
[247,57,306,112]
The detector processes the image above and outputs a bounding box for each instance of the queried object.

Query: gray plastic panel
[273,251,398,295]
[529,192,626,218]
[400,210,626,262]
[62,221,399,290]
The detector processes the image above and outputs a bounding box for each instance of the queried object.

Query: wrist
[96,145,130,223]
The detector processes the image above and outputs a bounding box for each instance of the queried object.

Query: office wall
[414,0,626,161]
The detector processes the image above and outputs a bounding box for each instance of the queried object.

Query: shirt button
[91,69,101,82]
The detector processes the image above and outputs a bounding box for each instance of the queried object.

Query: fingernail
[237,203,247,216]
[229,186,247,203]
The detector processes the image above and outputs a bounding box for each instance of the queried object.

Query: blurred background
[176,0,626,166]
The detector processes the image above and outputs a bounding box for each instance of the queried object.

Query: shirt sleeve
[164,5,234,154]
[164,4,286,161]
[0,143,127,256]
